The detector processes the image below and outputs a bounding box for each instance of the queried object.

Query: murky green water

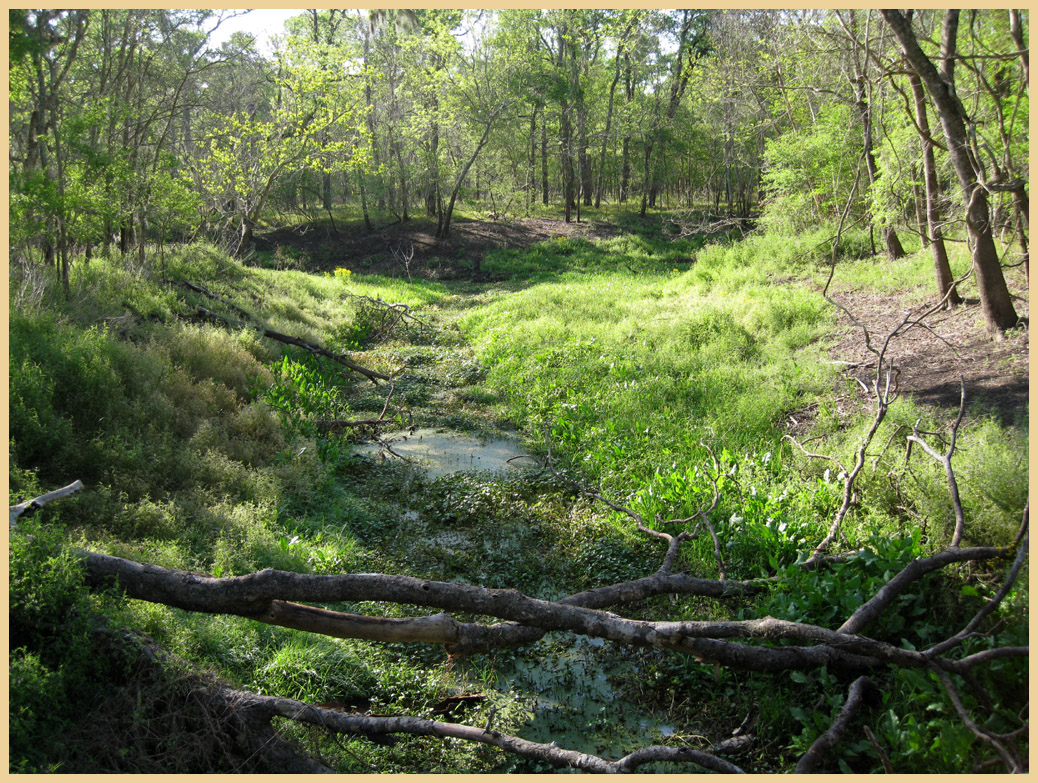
[355,427,540,479]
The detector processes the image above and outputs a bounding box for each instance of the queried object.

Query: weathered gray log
[9,480,84,529]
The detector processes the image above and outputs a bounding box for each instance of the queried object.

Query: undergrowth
[8,228,1027,773]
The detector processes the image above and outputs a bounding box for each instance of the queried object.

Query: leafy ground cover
[8,219,1028,772]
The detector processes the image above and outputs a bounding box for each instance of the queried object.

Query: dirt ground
[256,215,622,278]
[819,279,1029,428]
[258,216,1029,426]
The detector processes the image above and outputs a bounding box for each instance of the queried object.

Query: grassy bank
[9,226,1028,772]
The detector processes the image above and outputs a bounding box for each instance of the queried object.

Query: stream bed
[354,427,541,479]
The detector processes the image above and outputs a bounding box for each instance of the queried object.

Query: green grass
[464,235,838,494]
[8,228,1028,773]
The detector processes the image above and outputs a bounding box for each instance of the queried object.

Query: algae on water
[354,428,539,480]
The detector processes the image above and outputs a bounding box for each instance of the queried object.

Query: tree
[9,10,88,292]
[837,10,907,260]
[594,11,640,209]
[434,22,515,237]
[195,52,367,255]
[881,10,1019,335]
[907,65,962,306]
[640,11,710,217]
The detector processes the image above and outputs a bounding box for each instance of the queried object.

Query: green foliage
[7,228,1028,774]
[464,241,835,493]
[761,103,859,234]
[484,232,704,280]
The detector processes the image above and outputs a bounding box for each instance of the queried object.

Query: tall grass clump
[8,243,443,770]
[463,241,836,494]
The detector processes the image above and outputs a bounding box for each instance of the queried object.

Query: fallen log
[9,480,84,529]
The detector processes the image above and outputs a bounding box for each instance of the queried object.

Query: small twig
[506,454,542,466]
[784,433,848,475]
[863,725,894,773]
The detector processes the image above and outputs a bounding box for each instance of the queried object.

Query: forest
[8,8,1029,773]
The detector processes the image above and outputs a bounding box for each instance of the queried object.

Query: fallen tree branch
[172,279,253,320]
[794,676,875,773]
[314,381,397,436]
[214,684,746,773]
[838,544,1011,635]
[80,548,1025,675]
[925,533,1029,659]
[863,724,894,773]
[195,305,390,384]
[931,665,1024,772]
[9,480,84,529]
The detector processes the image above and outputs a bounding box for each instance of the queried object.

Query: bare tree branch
[795,676,875,773]
[194,305,390,383]
[925,534,1028,658]
[931,665,1024,772]
[215,684,746,773]
[838,545,1010,635]
[9,480,84,529]
[905,378,968,546]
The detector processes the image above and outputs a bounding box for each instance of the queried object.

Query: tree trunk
[639,141,653,217]
[620,55,633,204]
[528,108,537,212]
[437,117,496,239]
[541,117,549,206]
[908,70,961,307]
[644,12,701,217]
[882,10,1017,334]
[394,140,408,222]
[911,168,928,248]
[1008,10,1029,88]
[322,173,332,213]
[595,45,623,208]
[358,171,372,231]
[847,12,906,261]
[235,216,254,257]
[561,106,575,222]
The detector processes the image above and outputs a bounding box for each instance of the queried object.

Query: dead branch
[838,544,1011,635]
[939,646,1029,674]
[345,290,431,345]
[925,533,1028,658]
[543,425,728,578]
[172,279,253,320]
[13,445,1028,774]
[194,304,390,384]
[905,378,968,546]
[314,381,397,436]
[783,433,848,475]
[9,480,84,529]
[215,684,745,773]
[931,665,1024,772]
[80,547,1027,675]
[794,676,876,773]
[391,241,416,283]
[863,724,894,773]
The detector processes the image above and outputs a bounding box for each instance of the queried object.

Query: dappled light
[9,8,1028,775]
